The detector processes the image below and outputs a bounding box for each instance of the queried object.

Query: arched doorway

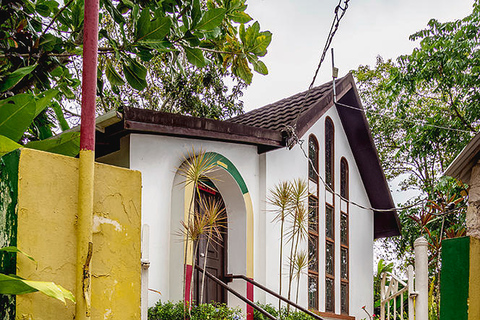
[169,151,254,317]
[193,182,228,304]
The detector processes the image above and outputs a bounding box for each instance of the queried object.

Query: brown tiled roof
[228,81,333,131]
[94,73,401,238]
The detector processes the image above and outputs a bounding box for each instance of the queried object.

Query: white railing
[380,266,414,320]
[380,237,428,320]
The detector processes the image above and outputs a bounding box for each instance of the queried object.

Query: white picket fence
[380,237,428,320]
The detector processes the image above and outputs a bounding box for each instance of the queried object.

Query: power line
[293,0,350,130]
[335,101,474,134]
[296,136,427,213]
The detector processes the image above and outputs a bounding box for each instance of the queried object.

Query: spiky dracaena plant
[178,209,209,317]
[285,179,308,311]
[198,196,227,304]
[291,250,309,304]
[176,149,218,315]
[268,181,293,313]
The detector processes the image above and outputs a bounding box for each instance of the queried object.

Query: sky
[240,0,475,112]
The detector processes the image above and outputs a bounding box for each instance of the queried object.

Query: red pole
[76,0,98,318]
[80,0,99,151]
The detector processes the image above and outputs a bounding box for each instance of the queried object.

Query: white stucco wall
[128,134,260,307]
[260,106,374,320]
[96,107,377,318]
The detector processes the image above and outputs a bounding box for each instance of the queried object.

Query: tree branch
[447,90,476,132]
[39,0,76,40]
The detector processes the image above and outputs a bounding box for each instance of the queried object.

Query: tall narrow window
[325,118,334,190]
[309,136,319,182]
[308,196,319,309]
[325,117,335,313]
[340,158,349,200]
[325,204,335,312]
[340,158,349,314]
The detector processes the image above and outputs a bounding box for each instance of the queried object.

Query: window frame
[308,135,319,183]
[325,117,335,190]
[340,157,349,315]
[308,194,319,310]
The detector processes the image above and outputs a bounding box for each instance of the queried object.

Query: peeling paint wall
[0,150,20,320]
[0,148,141,319]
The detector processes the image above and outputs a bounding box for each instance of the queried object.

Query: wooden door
[194,185,227,304]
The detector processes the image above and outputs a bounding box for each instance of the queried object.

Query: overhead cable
[293,0,350,130]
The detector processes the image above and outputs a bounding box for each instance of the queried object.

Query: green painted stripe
[206,152,248,194]
[440,236,470,320]
[0,149,20,319]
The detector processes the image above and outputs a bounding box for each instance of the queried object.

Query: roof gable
[94,73,400,238]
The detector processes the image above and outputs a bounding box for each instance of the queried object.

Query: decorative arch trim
[181,152,254,314]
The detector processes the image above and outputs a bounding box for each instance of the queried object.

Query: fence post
[380,272,386,320]
[414,237,428,320]
[407,265,414,320]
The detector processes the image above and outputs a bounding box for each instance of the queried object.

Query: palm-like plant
[197,195,227,304]
[291,250,309,304]
[269,179,308,314]
[176,149,218,315]
[268,181,292,312]
[286,179,308,307]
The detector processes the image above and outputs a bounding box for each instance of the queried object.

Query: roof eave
[121,107,285,150]
[444,132,480,184]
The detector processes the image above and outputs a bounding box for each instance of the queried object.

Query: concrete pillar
[414,237,429,320]
[467,163,480,238]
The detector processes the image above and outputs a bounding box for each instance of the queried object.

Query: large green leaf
[35,89,59,117]
[249,31,272,57]
[244,21,260,47]
[234,57,252,84]
[228,11,252,24]
[25,132,80,157]
[0,246,36,263]
[0,274,75,303]
[250,31,272,57]
[0,274,37,295]
[103,0,125,23]
[196,8,226,31]
[247,55,268,75]
[0,94,36,141]
[51,102,70,131]
[191,0,201,27]
[106,61,125,86]
[183,46,206,68]
[0,64,37,92]
[0,135,22,157]
[135,10,171,42]
[123,59,148,91]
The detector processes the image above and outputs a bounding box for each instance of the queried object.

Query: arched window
[325,118,334,189]
[325,117,335,313]
[340,158,349,200]
[340,157,349,314]
[308,135,319,182]
[308,135,319,309]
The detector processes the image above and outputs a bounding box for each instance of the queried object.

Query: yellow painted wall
[15,148,141,319]
[469,237,480,320]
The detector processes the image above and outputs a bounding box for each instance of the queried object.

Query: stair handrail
[194,265,277,320]
[225,273,324,320]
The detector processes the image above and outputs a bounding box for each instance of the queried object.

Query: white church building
[95,73,401,320]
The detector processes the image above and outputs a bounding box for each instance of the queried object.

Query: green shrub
[148,300,243,320]
[253,303,315,320]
